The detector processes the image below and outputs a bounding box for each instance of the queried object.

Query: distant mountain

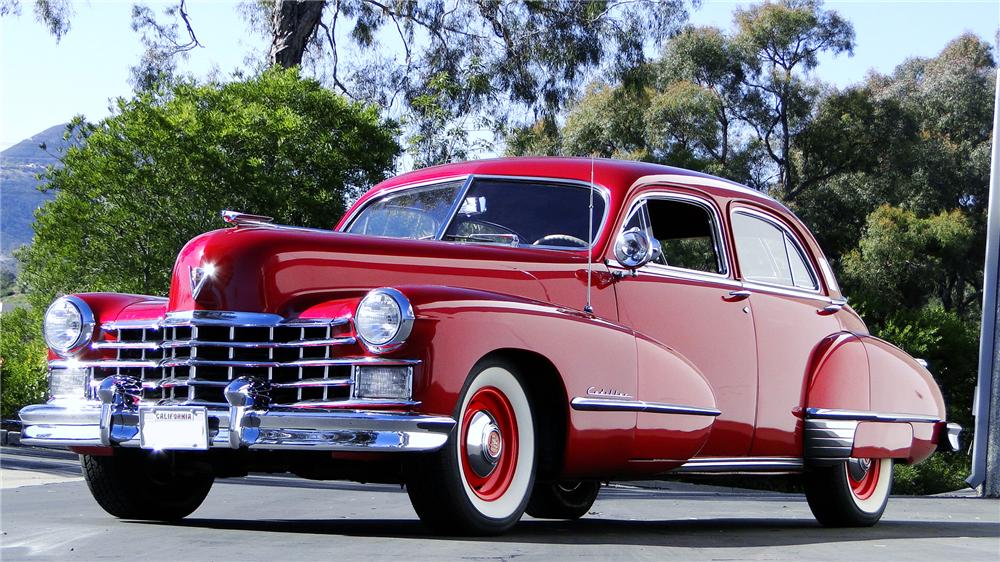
[0,123,73,260]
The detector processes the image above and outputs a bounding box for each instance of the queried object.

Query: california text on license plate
[138,407,209,450]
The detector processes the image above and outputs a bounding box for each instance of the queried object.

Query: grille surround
[80,311,415,408]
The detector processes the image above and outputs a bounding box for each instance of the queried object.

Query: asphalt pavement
[1,445,998,561]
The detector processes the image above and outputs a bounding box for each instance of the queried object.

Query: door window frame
[729,206,824,297]
[620,191,734,281]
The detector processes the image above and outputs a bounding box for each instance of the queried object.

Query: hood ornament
[189,263,215,301]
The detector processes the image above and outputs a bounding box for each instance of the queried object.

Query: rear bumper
[937,422,962,452]
[19,376,455,452]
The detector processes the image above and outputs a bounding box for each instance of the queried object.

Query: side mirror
[614,227,658,269]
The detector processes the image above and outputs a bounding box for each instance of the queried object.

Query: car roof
[365,157,775,206]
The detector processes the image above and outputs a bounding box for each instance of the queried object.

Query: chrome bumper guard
[19,375,455,452]
[938,422,962,452]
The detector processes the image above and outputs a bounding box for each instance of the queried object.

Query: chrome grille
[90,316,364,406]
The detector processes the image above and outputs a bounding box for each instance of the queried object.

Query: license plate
[139,407,209,450]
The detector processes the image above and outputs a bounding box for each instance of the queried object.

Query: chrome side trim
[804,418,857,462]
[674,457,803,473]
[805,407,941,424]
[570,397,721,416]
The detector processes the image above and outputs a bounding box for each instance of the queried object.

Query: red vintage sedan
[21,157,960,534]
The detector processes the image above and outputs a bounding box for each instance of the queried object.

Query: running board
[673,457,804,474]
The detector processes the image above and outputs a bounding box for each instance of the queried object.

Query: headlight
[354,288,414,352]
[43,296,95,356]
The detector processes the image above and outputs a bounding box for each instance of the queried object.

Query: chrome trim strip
[741,281,838,304]
[51,359,160,369]
[91,341,162,350]
[50,357,419,370]
[805,407,941,424]
[159,337,357,349]
[102,313,350,331]
[674,457,804,473]
[570,397,721,416]
[159,357,420,369]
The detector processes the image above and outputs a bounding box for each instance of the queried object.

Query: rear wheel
[804,457,892,527]
[405,359,536,535]
[81,450,214,521]
[526,481,600,520]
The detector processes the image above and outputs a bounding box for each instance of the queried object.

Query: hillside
[0,123,72,259]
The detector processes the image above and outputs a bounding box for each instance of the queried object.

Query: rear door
[729,206,842,457]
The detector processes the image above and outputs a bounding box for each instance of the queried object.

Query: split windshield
[345,178,605,249]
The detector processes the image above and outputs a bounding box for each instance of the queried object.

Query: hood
[168,226,562,316]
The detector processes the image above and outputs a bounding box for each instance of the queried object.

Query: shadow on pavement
[141,517,1000,547]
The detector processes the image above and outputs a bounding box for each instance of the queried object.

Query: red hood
[167,226,581,316]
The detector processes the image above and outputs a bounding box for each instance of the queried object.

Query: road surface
[2,446,997,561]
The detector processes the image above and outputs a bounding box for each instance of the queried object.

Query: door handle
[818,300,846,315]
[724,290,751,301]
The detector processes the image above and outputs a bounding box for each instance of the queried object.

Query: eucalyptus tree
[3,0,695,166]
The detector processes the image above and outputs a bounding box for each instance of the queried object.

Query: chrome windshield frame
[342,174,612,251]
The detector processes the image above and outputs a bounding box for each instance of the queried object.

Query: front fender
[396,285,717,477]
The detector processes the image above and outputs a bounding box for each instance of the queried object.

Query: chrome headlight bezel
[354,288,415,353]
[42,295,96,357]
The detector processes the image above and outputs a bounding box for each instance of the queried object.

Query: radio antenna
[584,156,595,314]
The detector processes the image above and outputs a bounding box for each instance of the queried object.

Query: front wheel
[526,481,600,520]
[405,359,536,535]
[804,457,893,527]
[81,450,214,521]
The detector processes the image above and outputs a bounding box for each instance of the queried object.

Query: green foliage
[17,67,399,308]
[0,307,47,419]
[842,206,976,319]
[894,454,970,496]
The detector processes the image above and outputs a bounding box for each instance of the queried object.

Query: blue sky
[1,0,997,151]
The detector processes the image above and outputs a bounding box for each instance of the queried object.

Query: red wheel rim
[847,458,880,500]
[460,386,519,501]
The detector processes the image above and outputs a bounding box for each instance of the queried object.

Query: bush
[0,307,47,419]
[894,453,970,495]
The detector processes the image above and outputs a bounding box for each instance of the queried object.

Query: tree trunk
[269,0,327,68]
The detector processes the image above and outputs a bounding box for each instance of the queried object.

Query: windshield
[346,178,606,249]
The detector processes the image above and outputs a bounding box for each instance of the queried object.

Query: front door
[614,190,758,459]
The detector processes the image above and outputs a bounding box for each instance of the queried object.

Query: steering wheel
[532,234,588,247]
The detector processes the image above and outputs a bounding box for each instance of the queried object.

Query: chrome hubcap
[847,457,872,481]
[466,411,502,477]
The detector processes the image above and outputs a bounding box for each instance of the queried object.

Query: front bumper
[19,376,455,452]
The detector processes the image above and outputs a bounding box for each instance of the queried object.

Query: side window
[644,198,725,274]
[732,211,818,290]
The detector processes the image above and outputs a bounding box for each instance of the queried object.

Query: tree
[508,1,855,191]
[732,0,854,199]
[0,307,47,419]
[16,67,399,308]
[4,0,694,166]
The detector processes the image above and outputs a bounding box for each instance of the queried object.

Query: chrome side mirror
[614,227,658,269]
